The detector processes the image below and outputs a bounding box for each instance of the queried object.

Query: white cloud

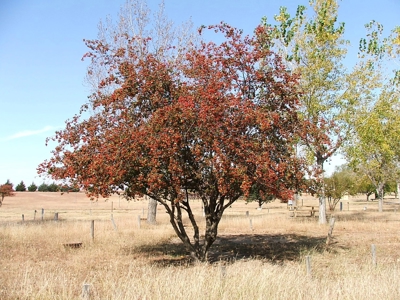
[1,126,57,141]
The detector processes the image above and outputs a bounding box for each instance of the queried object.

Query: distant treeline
[12,181,80,192]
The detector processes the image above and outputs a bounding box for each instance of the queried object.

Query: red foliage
[0,183,14,207]
[39,23,310,260]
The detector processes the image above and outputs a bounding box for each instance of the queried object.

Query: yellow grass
[1,192,400,299]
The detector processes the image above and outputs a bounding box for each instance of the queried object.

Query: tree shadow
[208,234,326,263]
[122,241,193,267]
[127,233,329,266]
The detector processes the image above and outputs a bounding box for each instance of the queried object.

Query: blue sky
[0,0,399,186]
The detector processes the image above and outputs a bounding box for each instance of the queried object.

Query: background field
[1,192,400,299]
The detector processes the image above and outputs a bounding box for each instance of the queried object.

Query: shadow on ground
[128,233,328,266]
[208,234,326,263]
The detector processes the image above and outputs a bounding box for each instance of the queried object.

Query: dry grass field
[1,192,400,299]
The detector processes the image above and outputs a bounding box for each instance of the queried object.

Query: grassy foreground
[1,192,400,299]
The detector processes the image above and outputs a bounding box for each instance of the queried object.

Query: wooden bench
[290,206,319,218]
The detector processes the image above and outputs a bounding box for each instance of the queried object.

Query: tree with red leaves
[39,23,309,261]
[85,0,197,224]
[0,180,15,207]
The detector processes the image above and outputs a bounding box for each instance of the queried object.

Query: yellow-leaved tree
[262,0,377,223]
[345,21,400,211]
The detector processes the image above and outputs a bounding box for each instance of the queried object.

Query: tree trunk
[160,194,229,262]
[377,184,384,213]
[318,161,327,224]
[190,247,207,262]
[397,181,400,201]
[190,214,219,262]
[147,197,157,224]
[258,200,263,210]
[367,191,373,201]
[294,192,299,207]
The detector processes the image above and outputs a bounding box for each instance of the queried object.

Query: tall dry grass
[1,192,400,299]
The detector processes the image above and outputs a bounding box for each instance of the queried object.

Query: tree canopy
[324,166,357,211]
[344,20,400,212]
[39,22,310,261]
[84,0,198,224]
[262,0,383,223]
[28,182,38,192]
[15,181,26,192]
[0,180,14,207]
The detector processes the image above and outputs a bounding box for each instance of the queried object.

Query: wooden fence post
[82,283,90,299]
[41,208,44,221]
[111,214,117,231]
[220,265,227,278]
[371,244,377,266]
[54,212,59,221]
[311,207,315,217]
[90,220,94,241]
[246,211,249,217]
[22,214,24,222]
[305,255,312,277]
[137,215,141,229]
[249,219,253,231]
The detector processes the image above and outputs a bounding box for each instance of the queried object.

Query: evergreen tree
[47,182,60,192]
[15,181,26,192]
[28,182,38,192]
[38,183,49,192]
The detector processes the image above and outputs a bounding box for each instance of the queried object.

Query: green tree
[245,184,276,210]
[345,21,400,212]
[345,92,399,211]
[262,0,374,223]
[38,183,49,192]
[58,183,80,193]
[47,182,60,192]
[353,173,375,201]
[386,181,398,198]
[325,167,356,211]
[59,184,70,193]
[15,181,26,192]
[27,182,38,192]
